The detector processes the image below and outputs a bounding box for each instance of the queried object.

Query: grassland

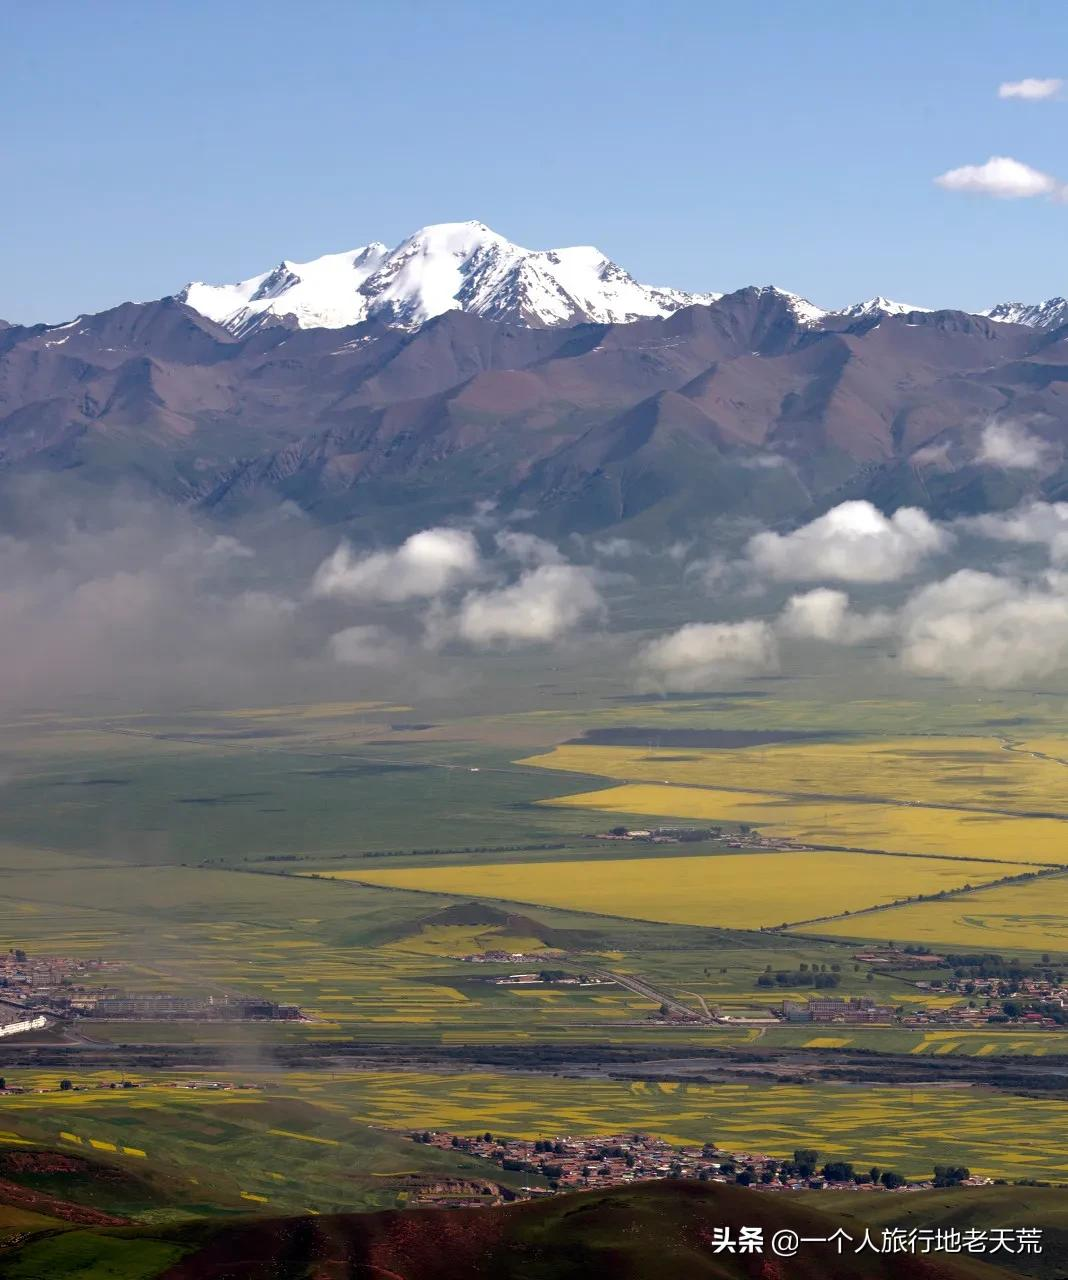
[0,710,603,867]
[0,1082,530,1217]
[344,850,1011,930]
[0,1232,188,1279]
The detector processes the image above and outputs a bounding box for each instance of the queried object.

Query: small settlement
[409,1130,994,1201]
[0,947,303,1035]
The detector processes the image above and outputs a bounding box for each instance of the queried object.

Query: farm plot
[536,781,1068,865]
[336,1069,1068,1183]
[346,850,1009,930]
[525,736,1068,817]
[810,871,1068,953]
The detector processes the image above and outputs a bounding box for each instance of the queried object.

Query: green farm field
[2,1068,1065,1190]
[329,1070,1068,1184]
[0,1081,534,1218]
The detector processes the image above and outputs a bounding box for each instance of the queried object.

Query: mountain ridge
[177,220,722,335]
[8,221,1065,342]
[2,283,1067,538]
[164,220,1064,338]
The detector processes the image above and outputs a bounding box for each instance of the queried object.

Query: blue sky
[3,1,1066,323]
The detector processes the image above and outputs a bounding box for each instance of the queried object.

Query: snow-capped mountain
[180,243,390,336]
[981,297,1068,329]
[178,221,720,335]
[834,296,931,319]
[173,220,1066,338]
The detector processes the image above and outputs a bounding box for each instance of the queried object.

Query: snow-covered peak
[981,297,1068,328]
[780,290,827,326]
[177,221,719,335]
[180,243,390,336]
[747,286,827,326]
[834,296,932,319]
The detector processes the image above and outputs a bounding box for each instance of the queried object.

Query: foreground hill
[0,1179,1023,1280]
[2,287,1068,537]
[817,1185,1068,1280]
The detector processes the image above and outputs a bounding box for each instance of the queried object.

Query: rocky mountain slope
[982,297,1068,329]
[2,283,1068,538]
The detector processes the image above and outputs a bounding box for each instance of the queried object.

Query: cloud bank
[0,491,315,711]
[898,569,1068,686]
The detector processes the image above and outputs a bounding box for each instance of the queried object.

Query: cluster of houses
[68,993,302,1021]
[488,971,613,988]
[0,947,304,1034]
[458,950,562,964]
[0,947,109,1006]
[0,947,113,1039]
[592,826,806,851]
[409,1131,994,1197]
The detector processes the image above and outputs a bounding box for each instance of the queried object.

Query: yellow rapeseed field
[348,850,1007,930]
[538,781,1068,864]
[523,736,1068,815]
[812,871,1068,952]
[335,1068,1068,1180]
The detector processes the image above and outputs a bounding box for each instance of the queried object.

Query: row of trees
[757,970,840,989]
[720,1148,964,1190]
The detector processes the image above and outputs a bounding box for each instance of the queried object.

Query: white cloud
[328,624,403,667]
[639,620,779,690]
[977,421,1054,470]
[450,564,604,647]
[999,78,1063,100]
[960,500,1068,566]
[747,501,951,583]
[898,569,1068,686]
[962,499,1068,539]
[311,527,481,603]
[934,155,1060,199]
[777,588,895,644]
[494,529,565,566]
[737,452,790,470]
[592,536,638,558]
[910,442,954,469]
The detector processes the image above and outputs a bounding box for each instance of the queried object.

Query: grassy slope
[0,1181,1019,1280]
[814,1186,1068,1280]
